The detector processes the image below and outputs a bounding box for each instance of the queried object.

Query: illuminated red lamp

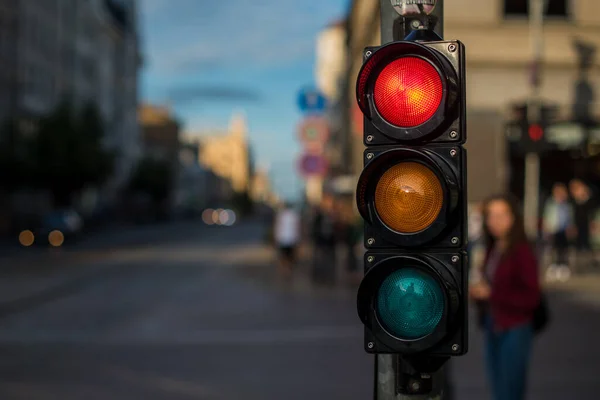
[528,124,543,142]
[355,41,459,143]
[373,57,443,128]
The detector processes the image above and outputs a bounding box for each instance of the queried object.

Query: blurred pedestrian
[542,183,575,282]
[468,202,485,281]
[311,194,337,285]
[569,179,597,270]
[273,202,300,278]
[470,194,541,400]
[337,201,362,284]
[348,213,364,283]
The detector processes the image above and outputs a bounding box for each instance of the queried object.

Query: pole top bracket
[391,0,438,17]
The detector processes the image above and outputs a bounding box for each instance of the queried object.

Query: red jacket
[483,242,541,331]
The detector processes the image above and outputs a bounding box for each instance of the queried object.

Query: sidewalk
[545,270,600,308]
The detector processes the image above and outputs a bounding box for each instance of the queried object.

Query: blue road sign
[297,88,327,113]
[298,153,328,178]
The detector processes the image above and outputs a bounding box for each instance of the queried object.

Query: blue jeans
[485,318,534,400]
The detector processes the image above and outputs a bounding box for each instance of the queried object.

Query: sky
[139,0,349,201]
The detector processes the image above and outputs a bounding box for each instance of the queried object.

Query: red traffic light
[356,41,461,143]
[528,124,543,142]
[373,57,443,128]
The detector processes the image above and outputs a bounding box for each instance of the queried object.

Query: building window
[504,0,568,18]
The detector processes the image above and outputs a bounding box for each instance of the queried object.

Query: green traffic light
[376,268,444,340]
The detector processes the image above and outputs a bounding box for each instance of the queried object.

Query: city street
[0,219,599,400]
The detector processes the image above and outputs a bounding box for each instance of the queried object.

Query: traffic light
[355,39,468,360]
[505,102,558,154]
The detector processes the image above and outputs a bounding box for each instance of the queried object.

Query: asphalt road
[0,219,599,400]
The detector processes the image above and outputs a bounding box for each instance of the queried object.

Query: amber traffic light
[374,161,444,234]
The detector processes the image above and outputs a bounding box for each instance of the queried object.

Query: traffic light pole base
[375,355,447,399]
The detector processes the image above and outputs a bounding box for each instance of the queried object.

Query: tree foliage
[232,190,254,217]
[128,157,173,203]
[0,118,35,192]
[32,101,114,206]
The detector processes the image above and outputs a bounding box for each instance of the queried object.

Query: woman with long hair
[470,194,541,400]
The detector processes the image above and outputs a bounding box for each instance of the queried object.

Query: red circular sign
[297,116,329,145]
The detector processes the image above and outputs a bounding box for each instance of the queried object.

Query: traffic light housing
[357,41,465,145]
[505,102,559,154]
[358,252,466,356]
[355,40,468,360]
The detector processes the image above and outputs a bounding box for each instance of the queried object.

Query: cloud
[140,0,347,75]
[167,85,262,105]
[139,0,348,200]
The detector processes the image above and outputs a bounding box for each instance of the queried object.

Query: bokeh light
[202,209,215,225]
[224,209,236,226]
[213,209,223,225]
[219,209,230,225]
[19,230,35,247]
[48,230,65,247]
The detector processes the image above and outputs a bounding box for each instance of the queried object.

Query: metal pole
[430,2,443,40]
[382,1,444,43]
[523,0,546,239]
[380,0,400,43]
[376,355,447,400]
[376,1,446,399]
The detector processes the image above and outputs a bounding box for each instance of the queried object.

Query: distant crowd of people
[270,193,362,285]
[469,178,598,283]
[541,178,598,281]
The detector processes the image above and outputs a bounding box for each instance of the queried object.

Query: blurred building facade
[0,0,142,193]
[313,20,348,204]
[0,0,18,123]
[139,104,181,164]
[198,113,252,194]
[250,166,273,205]
[100,0,143,191]
[343,0,600,205]
[176,139,203,215]
[139,103,181,213]
[316,20,348,102]
[176,137,235,215]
